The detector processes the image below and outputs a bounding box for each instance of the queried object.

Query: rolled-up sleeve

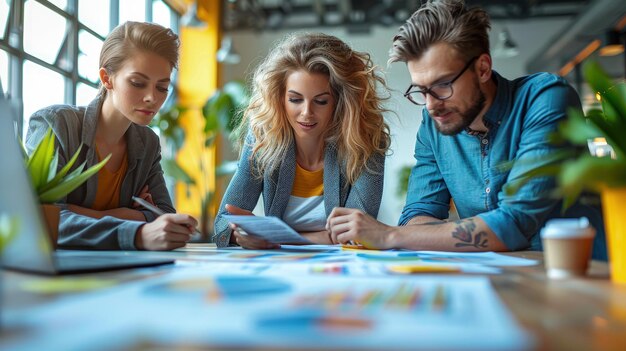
[58,210,143,250]
[480,81,581,250]
[398,114,451,225]
[345,151,386,218]
[212,134,263,247]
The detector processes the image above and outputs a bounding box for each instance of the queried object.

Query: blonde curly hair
[237,32,391,184]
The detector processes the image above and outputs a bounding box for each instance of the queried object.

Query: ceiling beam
[527,0,626,74]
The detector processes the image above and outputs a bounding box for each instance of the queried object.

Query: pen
[132,196,201,236]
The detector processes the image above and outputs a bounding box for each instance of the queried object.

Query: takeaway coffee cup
[541,217,596,279]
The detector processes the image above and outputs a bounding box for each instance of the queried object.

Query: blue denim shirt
[398,71,582,250]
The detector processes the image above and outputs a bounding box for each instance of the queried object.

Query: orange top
[291,163,324,197]
[92,147,128,211]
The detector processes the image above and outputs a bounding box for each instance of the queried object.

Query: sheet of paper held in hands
[222,215,313,245]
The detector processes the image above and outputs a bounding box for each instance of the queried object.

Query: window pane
[152,0,173,28]
[78,29,103,84]
[0,1,9,41]
[0,50,8,96]
[48,0,68,11]
[24,0,68,65]
[22,61,65,139]
[78,0,110,36]
[76,82,98,106]
[119,0,146,23]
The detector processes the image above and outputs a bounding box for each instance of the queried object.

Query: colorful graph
[144,275,291,302]
[290,283,448,312]
[310,264,349,275]
[227,252,339,262]
[256,310,374,333]
[356,251,494,264]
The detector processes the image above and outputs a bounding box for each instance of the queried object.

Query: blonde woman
[213,32,391,248]
[25,22,197,251]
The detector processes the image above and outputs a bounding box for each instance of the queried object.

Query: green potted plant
[23,128,110,246]
[152,80,249,239]
[504,61,626,284]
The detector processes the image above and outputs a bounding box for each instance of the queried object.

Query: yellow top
[291,163,324,197]
[92,147,128,211]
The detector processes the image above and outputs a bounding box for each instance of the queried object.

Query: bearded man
[326,0,596,253]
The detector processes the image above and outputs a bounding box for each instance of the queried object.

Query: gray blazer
[25,97,175,250]
[213,135,385,247]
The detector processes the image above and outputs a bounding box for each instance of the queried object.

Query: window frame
[0,0,180,137]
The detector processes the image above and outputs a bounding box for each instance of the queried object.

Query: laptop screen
[0,95,56,274]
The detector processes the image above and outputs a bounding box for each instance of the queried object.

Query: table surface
[2,247,626,350]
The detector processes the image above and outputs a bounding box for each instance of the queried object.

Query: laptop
[0,92,174,274]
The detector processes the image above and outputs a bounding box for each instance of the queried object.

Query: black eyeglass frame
[403,56,479,106]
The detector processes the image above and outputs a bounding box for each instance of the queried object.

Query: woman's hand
[224,204,254,216]
[231,225,281,250]
[135,213,198,250]
[224,204,280,249]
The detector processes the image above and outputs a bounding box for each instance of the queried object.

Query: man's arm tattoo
[450,219,488,248]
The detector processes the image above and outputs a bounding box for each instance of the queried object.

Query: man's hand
[326,207,396,249]
[135,213,197,250]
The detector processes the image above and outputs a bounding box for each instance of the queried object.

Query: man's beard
[430,86,486,136]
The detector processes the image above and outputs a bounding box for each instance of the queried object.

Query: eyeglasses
[404,56,478,106]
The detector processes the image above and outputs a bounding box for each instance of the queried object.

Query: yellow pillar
[175,0,220,235]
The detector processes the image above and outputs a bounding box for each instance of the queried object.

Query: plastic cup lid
[540,217,596,239]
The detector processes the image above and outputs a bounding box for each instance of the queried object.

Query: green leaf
[162,159,196,185]
[47,150,59,182]
[557,155,626,195]
[39,144,84,194]
[600,83,626,127]
[39,154,111,203]
[216,95,236,131]
[583,61,626,122]
[503,163,564,196]
[0,214,20,252]
[558,107,603,145]
[587,111,626,158]
[204,134,216,147]
[203,91,228,133]
[27,128,56,191]
[17,136,28,161]
[170,126,185,151]
[222,80,249,107]
[215,160,238,177]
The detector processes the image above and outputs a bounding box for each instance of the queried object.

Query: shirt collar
[81,96,103,147]
[464,71,509,136]
[81,95,145,161]
[483,71,510,128]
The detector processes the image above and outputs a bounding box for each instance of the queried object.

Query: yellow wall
[175,0,220,230]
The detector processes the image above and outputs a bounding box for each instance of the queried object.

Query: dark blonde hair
[98,21,180,97]
[389,0,490,64]
[239,32,391,185]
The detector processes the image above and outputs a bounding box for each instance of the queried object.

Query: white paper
[222,215,312,244]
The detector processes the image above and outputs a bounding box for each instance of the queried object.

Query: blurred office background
[1,0,625,233]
